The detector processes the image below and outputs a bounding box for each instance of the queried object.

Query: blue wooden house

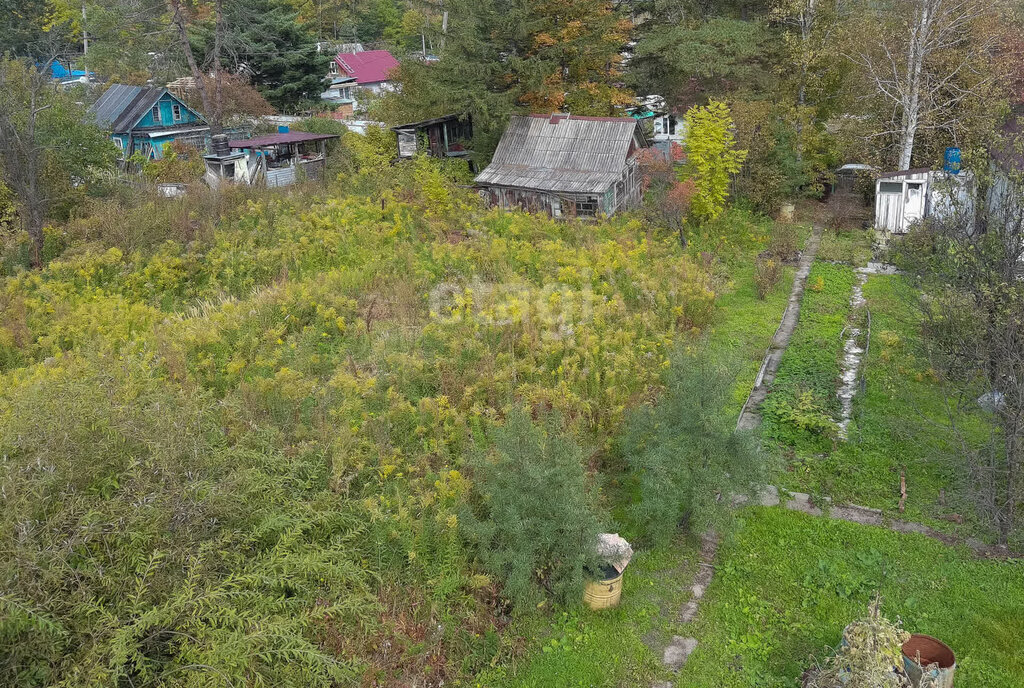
[89,84,209,160]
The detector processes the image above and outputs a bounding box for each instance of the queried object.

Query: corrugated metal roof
[392,113,466,131]
[228,132,339,148]
[89,84,168,133]
[335,50,399,84]
[90,84,141,128]
[877,167,932,179]
[475,114,646,194]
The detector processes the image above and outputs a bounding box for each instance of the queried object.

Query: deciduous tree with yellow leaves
[683,100,748,223]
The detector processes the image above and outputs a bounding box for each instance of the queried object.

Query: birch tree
[851,0,1006,169]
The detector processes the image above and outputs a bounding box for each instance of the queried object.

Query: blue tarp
[48,62,88,80]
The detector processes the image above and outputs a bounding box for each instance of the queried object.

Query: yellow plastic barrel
[583,572,623,610]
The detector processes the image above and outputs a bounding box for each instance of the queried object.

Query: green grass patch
[680,507,1024,688]
[708,261,796,418]
[775,275,992,532]
[478,540,700,688]
[761,262,856,452]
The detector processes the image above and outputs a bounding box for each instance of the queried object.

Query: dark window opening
[576,197,598,217]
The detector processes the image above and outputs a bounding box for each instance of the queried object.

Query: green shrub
[0,353,378,687]
[620,348,768,545]
[766,389,838,445]
[460,410,606,609]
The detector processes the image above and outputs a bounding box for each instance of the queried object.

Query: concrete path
[741,485,1016,559]
[737,227,823,431]
[652,227,824,684]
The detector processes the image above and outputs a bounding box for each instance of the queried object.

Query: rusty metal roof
[228,132,339,148]
[474,114,647,194]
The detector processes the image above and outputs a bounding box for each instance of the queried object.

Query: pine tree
[621,347,768,545]
[460,410,606,608]
[197,0,330,111]
[373,0,634,158]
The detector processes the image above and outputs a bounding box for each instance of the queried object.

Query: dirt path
[736,226,823,431]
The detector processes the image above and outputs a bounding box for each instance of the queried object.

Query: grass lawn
[476,538,700,688]
[680,507,1024,688]
[708,261,796,418]
[772,274,992,533]
[761,261,857,455]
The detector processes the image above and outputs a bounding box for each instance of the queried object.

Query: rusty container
[902,634,956,688]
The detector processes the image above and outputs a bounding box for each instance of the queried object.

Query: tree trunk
[898,0,932,170]
[1002,426,1017,545]
[213,0,224,134]
[26,203,44,269]
[25,79,45,268]
[169,0,220,135]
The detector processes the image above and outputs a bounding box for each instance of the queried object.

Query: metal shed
[874,168,974,234]
[474,114,649,218]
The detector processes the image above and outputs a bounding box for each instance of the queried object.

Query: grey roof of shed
[474,114,647,194]
[90,84,202,133]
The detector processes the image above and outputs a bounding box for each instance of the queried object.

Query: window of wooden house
[576,197,598,217]
[172,104,182,121]
[151,106,160,123]
[878,181,902,194]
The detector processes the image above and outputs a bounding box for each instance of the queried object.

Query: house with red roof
[322,49,400,116]
[330,50,399,93]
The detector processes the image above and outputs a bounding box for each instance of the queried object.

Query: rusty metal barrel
[902,634,956,688]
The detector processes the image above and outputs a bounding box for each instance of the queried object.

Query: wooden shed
[227,131,339,187]
[474,114,649,218]
[392,114,472,161]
